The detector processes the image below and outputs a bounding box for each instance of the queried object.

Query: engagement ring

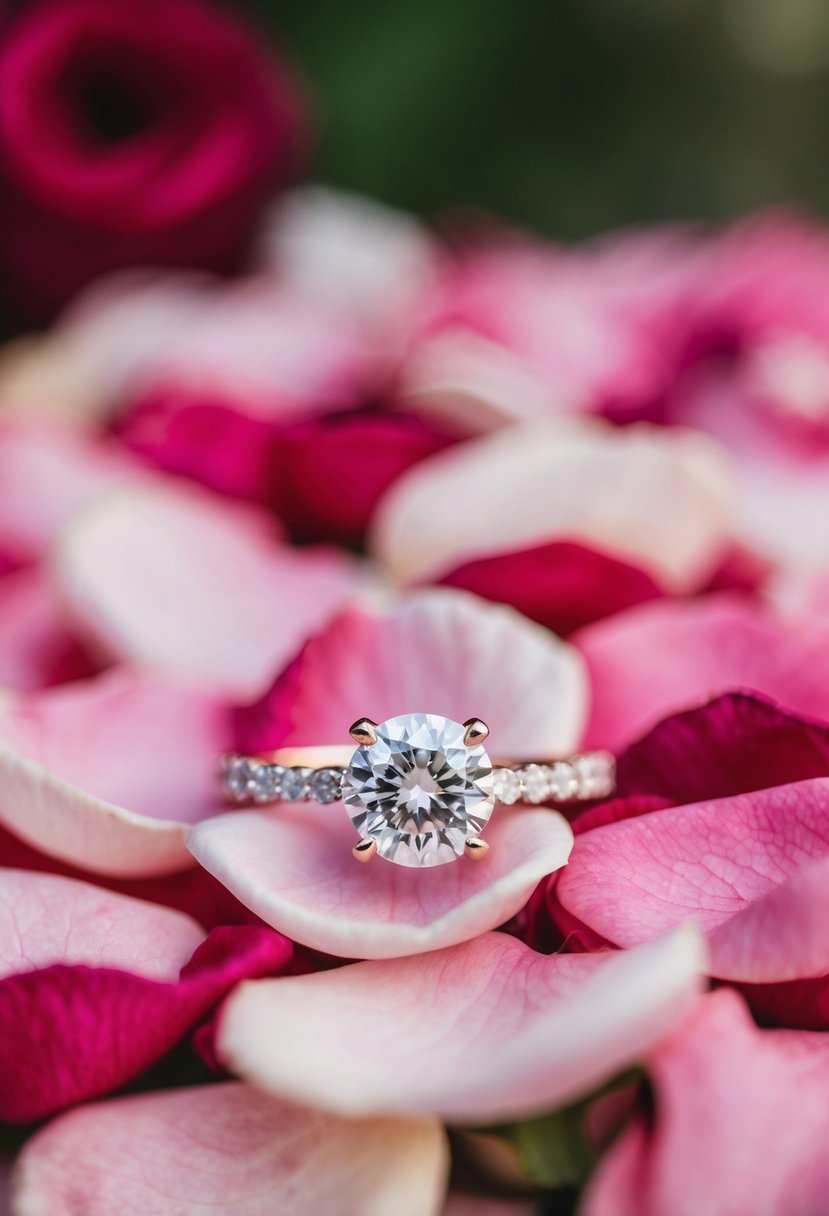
[222,712,614,868]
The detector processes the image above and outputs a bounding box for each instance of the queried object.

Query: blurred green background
[243,0,829,238]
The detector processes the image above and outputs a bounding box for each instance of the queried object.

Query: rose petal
[0,420,140,564]
[438,540,662,637]
[217,925,706,1122]
[0,668,227,877]
[577,595,829,751]
[0,870,203,980]
[583,990,829,1216]
[188,804,573,959]
[615,691,829,807]
[398,328,570,434]
[13,1083,448,1216]
[259,185,440,346]
[372,419,729,592]
[0,916,290,1122]
[52,479,361,699]
[270,409,455,546]
[738,973,829,1031]
[235,587,587,758]
[0,824,259,932]
[557,777,829,981]
[0,566,99,691]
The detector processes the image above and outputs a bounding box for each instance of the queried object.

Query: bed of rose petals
[1,3,829,1216]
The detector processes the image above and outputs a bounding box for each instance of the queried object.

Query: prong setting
[464,836,490,860]
[349,718,379,746]
[353,838,378,863]
[463,718,490,747]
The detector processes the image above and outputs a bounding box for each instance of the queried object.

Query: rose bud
[0,0,307,320]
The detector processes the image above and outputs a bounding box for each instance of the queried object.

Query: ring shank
[222,747,616,807]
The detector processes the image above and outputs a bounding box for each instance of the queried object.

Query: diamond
[224,755,255,801]
[310,767,344,804]
[572,752,614,799]
[251,764,283,803]
[342,713,495,867]
[281,767,312,802]
[493,767,522,805]
[519,764,550,804]
[548,761,578,801]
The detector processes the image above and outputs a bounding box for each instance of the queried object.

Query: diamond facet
[342,713,495,867]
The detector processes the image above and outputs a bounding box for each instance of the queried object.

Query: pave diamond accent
[492,767,522,805]
[309,767,344,804]
[251,764,284,803]
[281,767,312,802]
[342,712,495,867]
[224,755,255,801]
[519,763,550,804]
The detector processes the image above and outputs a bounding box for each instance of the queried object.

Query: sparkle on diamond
[342,712,495,867]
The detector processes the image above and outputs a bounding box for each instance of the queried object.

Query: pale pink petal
[52,480,361,700]
[242,588,587,758]
[0,420,141,565]
[556,778,829,981]
[583,990,829,1216]
[0,270,214,426]
[14,1083,448,1216]
[188,805,573,959]
[259,186,440,347]
[398,329,574,434]
[218,925,706,1121]
[577,594,829,751]
[129,278,379,423]
[0,870,204,980]
[372,420,729,592]
[0,668,227,876]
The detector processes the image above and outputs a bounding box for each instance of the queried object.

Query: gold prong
[463,718,490,747]
[353,838,378,863]
[464,837,490,860]
[349,718,378,745]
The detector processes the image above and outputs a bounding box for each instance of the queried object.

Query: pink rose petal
[0,885,290,1122]
[0,420,141,566]
[0,870,203,980]
[0,668,227,877]
[372,419,729,592]
[557,777,829,981]
[583,990,829,1216]
[614,692,829,808]
[577,594,829,751]
[0,566,99,691]
[438,540,662,637]
[13,1083,448,1216]
[217,925,706,1122]
[188,804,574,959]
[235,587,587,758]
[52,479,360,699]
[0,824,260,931]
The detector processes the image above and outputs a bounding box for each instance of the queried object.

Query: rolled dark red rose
[0,0,307,320]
